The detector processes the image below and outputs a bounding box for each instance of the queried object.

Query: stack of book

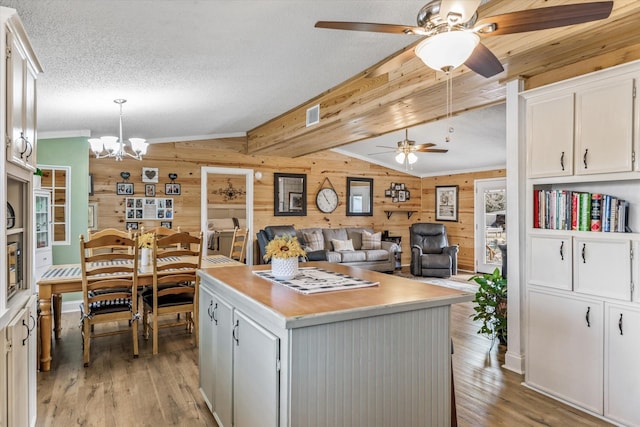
[533,190,630,232]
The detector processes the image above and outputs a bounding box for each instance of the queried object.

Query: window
[39,165,70,244]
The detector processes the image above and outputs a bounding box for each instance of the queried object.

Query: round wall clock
[316,187,339,213]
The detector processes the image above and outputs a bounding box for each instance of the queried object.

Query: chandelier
[88,99,148,161]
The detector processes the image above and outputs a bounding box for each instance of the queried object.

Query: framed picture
[117,182,134,195]
[160,221,172,229]
[384,189,392,197]
[406,190,411,200]
[145,184,156,197]
[88,202,98,230]
[142,167,159,183]
[125,221,139,231]
[289,192,303,211]
[88,174,94,196]
[398,190,406,202]
[435,185,459,222]
[165,183,181,195]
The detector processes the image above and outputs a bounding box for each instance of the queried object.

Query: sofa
[257,225,397,272]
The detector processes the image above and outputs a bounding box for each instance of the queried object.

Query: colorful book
[571,192,580,231]
[578,193,591,231]
[590,193,602,232]
[602,195,611,232]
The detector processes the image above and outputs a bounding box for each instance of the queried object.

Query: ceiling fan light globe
[407,152,418,164]
[395,152,406,164]
[415,31,479,72]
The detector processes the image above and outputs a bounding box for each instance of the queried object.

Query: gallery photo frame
[435,185,459,222]
[145,184,156,197]
[117,182,134,195]
[165,183,181,195]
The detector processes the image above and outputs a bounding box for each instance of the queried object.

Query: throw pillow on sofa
[361,230,382,250]
[332,239,355,251]
[303,230,324,251]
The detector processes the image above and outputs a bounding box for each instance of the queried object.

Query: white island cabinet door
[529,235,572,290]
[574,238,631,301]
[233,310,279,427]
[199,285,215,410]
[605,303,640,427]
[6,307,30,427]
[527,289,603,414]
[213,296,233,427]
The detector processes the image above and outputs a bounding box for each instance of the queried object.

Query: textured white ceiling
[1,0,505,175]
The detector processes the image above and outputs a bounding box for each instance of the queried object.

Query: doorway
[474,178,506,274]
[201,166,254,265]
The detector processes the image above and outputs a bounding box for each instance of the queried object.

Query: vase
[141,247,151,266]
[271,257,298,280]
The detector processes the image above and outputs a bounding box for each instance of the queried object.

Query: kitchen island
[198,261,473,427]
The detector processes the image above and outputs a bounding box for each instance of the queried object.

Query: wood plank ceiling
[246,0,640,158]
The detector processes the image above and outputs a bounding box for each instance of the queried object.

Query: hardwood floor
[36,302,613,426]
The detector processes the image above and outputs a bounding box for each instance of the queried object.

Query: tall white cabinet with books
[524,60,640,427]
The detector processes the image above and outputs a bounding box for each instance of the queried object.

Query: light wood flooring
[36,294,613,426]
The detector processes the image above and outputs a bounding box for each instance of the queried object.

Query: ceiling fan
[370,129,448,170]
[315,0,614,78]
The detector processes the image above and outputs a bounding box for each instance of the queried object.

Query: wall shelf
[384,210,417,220]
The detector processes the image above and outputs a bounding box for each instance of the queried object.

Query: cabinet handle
[28,314,36,335]
[21,318,30,346]
[618,313,623,335]
[560,151,565,171]
[212,303,218,325]
[585,306,591,328]
[559,241,564,260]
[581,243,586,263]
[207,300,214,322]
[233,320,239,345]
[583,148,588,169]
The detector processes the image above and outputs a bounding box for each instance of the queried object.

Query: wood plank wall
[420,169,506,272]
[89,139,503,269]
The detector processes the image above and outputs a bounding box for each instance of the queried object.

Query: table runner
[253,267,379,295]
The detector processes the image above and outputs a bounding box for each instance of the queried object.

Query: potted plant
[263,235,306,280]
[468,267,507,349]
[33,167,43,188]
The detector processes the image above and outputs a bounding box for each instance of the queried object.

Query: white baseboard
[503,350,525,374]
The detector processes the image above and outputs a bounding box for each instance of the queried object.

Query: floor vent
[306,104,320,127]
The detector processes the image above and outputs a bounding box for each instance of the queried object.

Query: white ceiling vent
[306,104,320,127]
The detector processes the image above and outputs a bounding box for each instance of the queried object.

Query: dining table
[36,254,243,372]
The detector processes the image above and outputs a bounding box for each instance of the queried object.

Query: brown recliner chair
[410,223,459,278]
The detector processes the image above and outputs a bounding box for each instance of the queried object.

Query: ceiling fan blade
[375,145,399,149]
[315,21,425,35]
[440,0,481,24]
[368,150,396,156]
[476,2,613,37]
[464,42,504,78]
[413,143,437,150]
[368,48,417,78]
[417,148,449,153]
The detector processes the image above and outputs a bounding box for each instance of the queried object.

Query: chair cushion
[332,239,354,251]
[82,299,132,316]
[361,230,382,250]
[421,254,451,269]
[303,230,325,251]
[143,292,194,308]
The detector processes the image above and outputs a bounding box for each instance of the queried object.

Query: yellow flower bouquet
[263,235,306,262]
[137,232,154,249]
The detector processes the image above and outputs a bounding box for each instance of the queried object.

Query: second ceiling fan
[371,129,448,170]
[315,0,614,78]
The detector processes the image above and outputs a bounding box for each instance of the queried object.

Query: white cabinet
[199,286,277,427]
[233,310,279,427]
[527,93,574,178]
[527,289,603,413]
[527,70,637,179]
[575,78,635,175]
[5,19,40,172]
[2,295,37,427]
[574,237,631,301]
[528,235,572,290]
[604,303,640,426]
[33,189,52,283]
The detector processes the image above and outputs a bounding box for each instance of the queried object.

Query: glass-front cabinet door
[33,189,52,282]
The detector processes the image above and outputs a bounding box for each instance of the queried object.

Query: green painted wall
[37,137,88,265]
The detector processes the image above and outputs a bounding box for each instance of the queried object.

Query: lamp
[414,30,479,73]
[88,99,148,161]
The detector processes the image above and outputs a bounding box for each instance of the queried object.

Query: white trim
[147,132,246,144]
[39,130,91,139]
[201,166,254,265]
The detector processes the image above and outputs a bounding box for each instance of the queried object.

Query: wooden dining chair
[79,233,139,367]
[229,227,249,263]
[86,227,134,256]
[142,231,203,354]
